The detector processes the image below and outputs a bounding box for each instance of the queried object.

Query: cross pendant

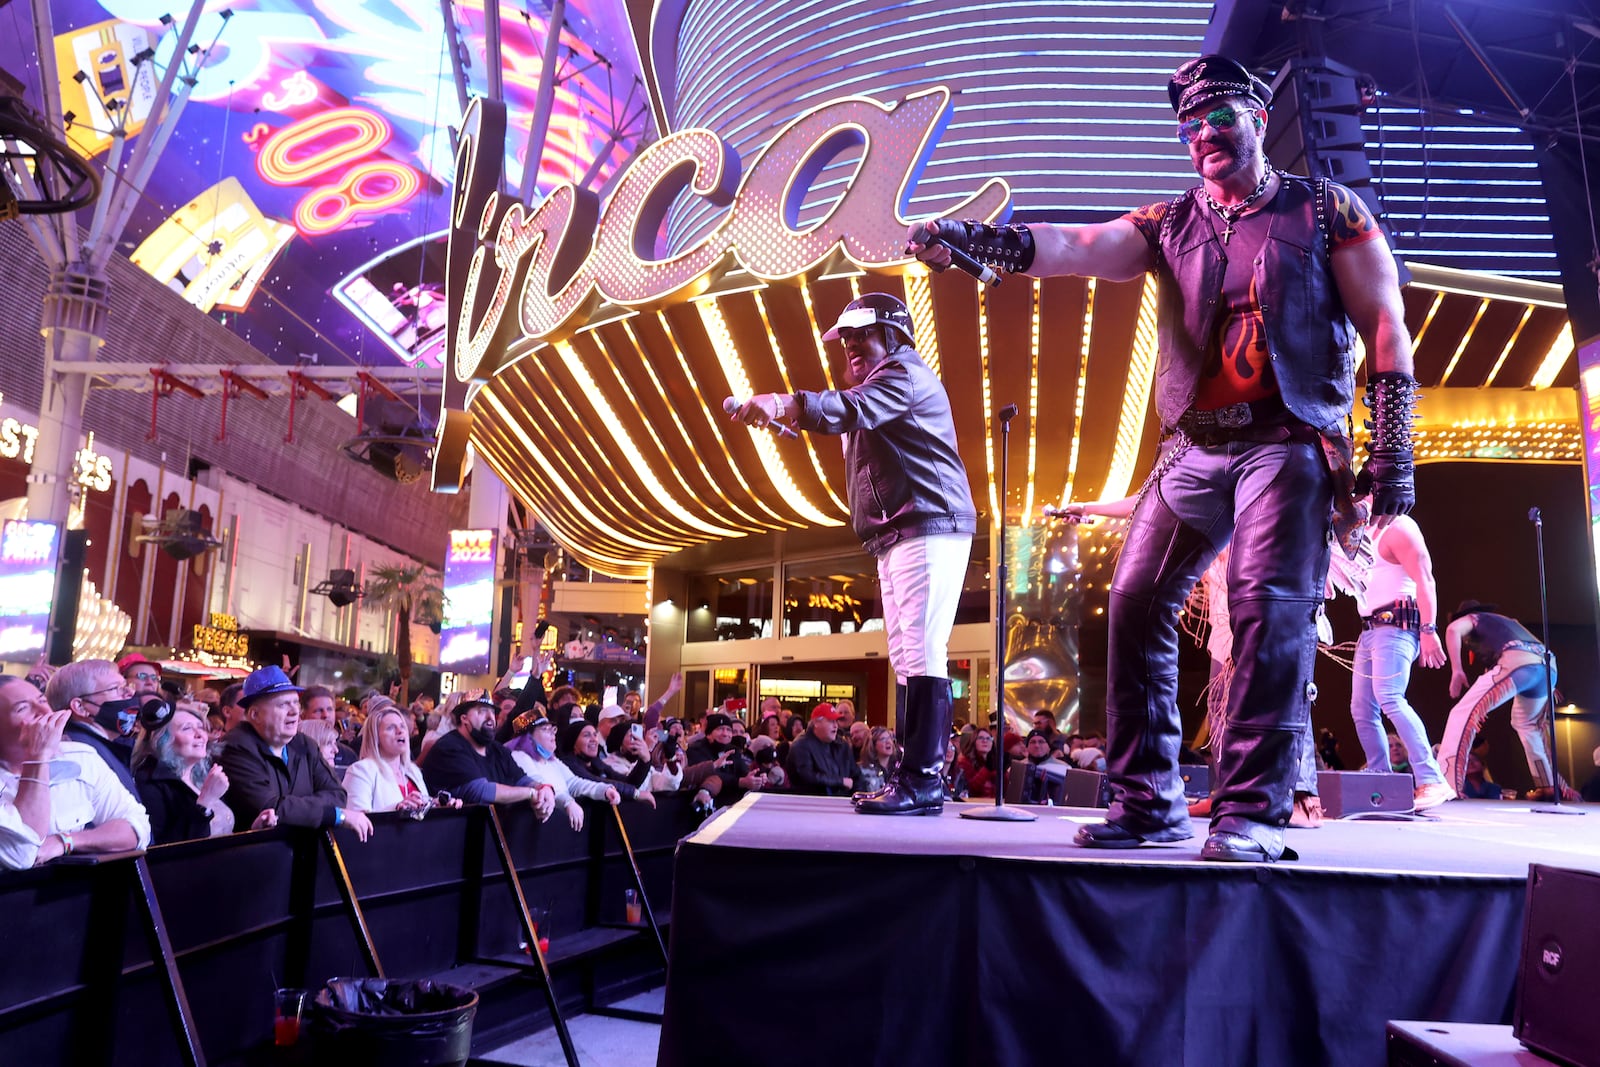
[1220,218,1235,244]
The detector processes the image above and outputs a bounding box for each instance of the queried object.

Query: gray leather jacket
[793,345,977,557]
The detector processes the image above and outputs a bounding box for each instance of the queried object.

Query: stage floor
[658,795,1597,1067]
[689,793,1600,878]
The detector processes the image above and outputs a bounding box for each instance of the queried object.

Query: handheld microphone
[1041,505,1093,524]
[909,225,1002,288]
[722,396,799,439]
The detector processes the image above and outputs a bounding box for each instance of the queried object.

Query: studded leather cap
[1168,54,1273,116]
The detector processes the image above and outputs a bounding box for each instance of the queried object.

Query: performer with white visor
[730,292,976,815]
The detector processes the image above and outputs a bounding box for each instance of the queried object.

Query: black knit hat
[557,718,591,755]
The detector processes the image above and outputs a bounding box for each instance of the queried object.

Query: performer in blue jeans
[1326,500,1453,809]
[1441,603,1573,799]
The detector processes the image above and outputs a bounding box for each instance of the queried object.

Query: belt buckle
[1216,403,1252,429]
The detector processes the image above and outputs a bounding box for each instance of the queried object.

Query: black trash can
[310,978,478,1067]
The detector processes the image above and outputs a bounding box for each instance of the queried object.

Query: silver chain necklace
[1201,167,1277,244]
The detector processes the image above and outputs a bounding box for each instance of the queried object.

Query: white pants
[877,533,971,682]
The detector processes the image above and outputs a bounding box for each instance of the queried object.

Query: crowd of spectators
[11,639,1594,874]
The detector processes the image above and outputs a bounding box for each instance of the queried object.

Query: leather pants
[1105,430,1332,858]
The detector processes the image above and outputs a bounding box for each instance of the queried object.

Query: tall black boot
[851,681,906,805]
[855,676,949,815]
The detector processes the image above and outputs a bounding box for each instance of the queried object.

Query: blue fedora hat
[240,665,303,707]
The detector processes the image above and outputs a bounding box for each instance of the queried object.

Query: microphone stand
[961,403,1035,822]
[1528,507,1583,815]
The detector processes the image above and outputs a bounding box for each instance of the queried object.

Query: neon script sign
[438,88,1012,449]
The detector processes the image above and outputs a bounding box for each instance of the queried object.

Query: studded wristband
[930,219,1036,274]
[1360,371,1418,516]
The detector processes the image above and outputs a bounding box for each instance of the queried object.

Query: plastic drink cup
[273,988,306,1046]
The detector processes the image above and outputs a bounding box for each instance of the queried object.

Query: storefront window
[781,556,882,636]
[684,569,773,642]
[779,541,992,636]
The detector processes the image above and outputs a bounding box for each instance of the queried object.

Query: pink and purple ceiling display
[1,0,650,370]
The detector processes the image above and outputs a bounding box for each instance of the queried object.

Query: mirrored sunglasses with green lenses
[1177,106,1247,144]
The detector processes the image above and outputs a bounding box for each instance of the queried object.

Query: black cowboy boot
[855,676,949,815]
[1202,596,1316,862]
[1077,495,1206,848]
[852,681,906,806]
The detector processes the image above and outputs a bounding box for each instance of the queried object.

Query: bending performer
[1441,602,1571,799]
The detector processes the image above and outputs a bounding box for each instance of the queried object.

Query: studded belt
[1362,599,1420,632]
[1175,397,1290,441]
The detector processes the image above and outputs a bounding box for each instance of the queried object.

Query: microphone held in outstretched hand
[1041,505,1093,525]
[911,223,1001,288]
[723,396,799,439]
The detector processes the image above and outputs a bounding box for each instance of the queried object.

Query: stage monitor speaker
[1006,762,1057,805]
[1180,764,1210,798]
[1514,864,1600,1067]
[1063,767,1109,808]
[1317,770,1413,819]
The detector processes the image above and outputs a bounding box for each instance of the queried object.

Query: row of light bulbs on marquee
[73,577,132,662]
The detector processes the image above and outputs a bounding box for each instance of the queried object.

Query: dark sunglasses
[1177,106,1250,144]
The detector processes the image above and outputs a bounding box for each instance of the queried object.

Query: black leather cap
[1168,54,1272,116]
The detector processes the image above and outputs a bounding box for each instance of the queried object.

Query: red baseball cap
[118,652,158,675]
[810,703,841,722]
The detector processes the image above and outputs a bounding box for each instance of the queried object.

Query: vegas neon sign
[435,87,1012,491]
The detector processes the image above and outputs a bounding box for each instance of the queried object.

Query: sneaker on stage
[1412,782,1456,810]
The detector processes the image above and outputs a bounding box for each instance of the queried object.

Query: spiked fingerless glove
[1355,371,1418,516]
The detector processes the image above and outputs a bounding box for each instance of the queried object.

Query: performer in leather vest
[908,54,1418,861]
[730,293,977,816]
[1440,603,1572,800]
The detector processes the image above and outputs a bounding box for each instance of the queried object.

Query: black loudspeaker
[1317,770,1414,818]
[47,529,88,666]
[1515,864,1600,1067]
[1063,767,1109,808]
[1264,57,1410,284]
[1179,764,1210,798]
[326,569,359,608]
[160,509,211,560]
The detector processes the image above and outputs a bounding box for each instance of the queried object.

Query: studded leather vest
[1152,175,1357,435]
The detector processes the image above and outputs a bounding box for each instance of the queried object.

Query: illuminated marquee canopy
[441,90,1576,580]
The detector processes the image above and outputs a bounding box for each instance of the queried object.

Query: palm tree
[363,563,444,705]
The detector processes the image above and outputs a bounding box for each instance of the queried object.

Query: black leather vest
[1463,612,1540,669]
[1152,175,1357,435]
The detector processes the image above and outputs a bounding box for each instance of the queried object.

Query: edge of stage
[656,794,1600,1067]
